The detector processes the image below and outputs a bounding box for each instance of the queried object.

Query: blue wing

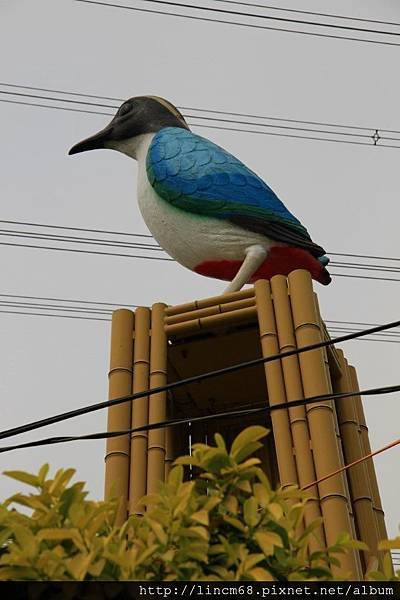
[146,127,325,256]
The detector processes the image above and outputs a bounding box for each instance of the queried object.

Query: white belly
[136,137,275,271]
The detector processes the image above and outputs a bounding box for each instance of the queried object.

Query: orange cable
[302,437,400,491]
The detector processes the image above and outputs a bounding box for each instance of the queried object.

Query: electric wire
[0,293,398,343]
[212,1,400,28]
[73,0,400,48]
[2,221,400,282]
[137,0,400,38]
[0,89,380,137]
[0,382,399,454]
[302,437,400,491]
[0,81,389,133]
[2,87,400,148]
[0,318,399,442]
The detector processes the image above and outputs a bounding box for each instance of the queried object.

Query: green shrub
[0,426,359,580]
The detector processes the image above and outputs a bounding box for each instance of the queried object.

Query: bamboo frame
[105,309,134,525]
[104,271,387,579]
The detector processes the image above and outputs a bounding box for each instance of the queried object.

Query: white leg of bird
[224,245,267,293]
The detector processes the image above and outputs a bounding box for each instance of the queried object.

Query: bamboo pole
[165,297,255,325]
[105,309,134,525]
[147,303,168,494]
[164,396,176,481]
[288,270,359,578]
[334,351,379,571]
[349,365,389,563]
[165,305,257,336]
[129,307,151,516]
[254,279,299,491]
[165,287,254,316]
[270,275,324,549]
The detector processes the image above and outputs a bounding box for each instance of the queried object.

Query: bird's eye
[118,102,132,116]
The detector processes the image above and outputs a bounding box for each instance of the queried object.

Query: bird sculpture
[69,96,331,292]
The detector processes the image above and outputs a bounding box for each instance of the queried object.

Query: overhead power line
[2,84,400,148]
[0,318,399,442]
[0,293,398,344]
[136,0,400,37]
[0,382,399,454]
[73,0,400,48]
[2,220,400,283]
[212,1,400,28]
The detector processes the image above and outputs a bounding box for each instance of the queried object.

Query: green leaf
[146,518,167,546]
[3,471,39,488]
[255,531,283,556]
[234,442,263,464]
[243,497,260,528]
[231,427,268,459]
[37,464,50,486]
[249,566,274,581]
[214,433,226,450]
[167,466,183,489]
[191,510,209,526]
[379,538,400,550]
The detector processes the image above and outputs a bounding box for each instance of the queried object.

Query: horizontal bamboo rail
[165,297,255,326]
[165,305,257,336]
[165,287,255,316]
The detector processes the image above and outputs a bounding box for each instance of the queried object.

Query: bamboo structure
[105,270,388,578]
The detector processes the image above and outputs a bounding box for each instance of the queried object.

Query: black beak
[68,124,114,155]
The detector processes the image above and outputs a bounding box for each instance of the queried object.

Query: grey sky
[0,0,399,537]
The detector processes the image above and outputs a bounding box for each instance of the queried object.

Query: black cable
[0,231,161,252]
[0,227,159,248]
[0,318,399,442]
[0,219,153,239]
[0,309,110,322]
[138,0,400,37]
[0,90,379,140]
[1,382,399,454]
[211,1,400,28]
[0,302,398,344]
[332,272,400,283]
[0,292,137,308]
[3,95,400,148]
[0,97,113,117]
[73,0,400,47]
[0,81,386,133]
[0,241,173,261]
[8,230,400,275]
[2,221,400,267]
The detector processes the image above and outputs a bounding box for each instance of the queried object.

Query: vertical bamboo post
[129,307,151,516]
[288,270,359,578]
[254,280,299,491]
[164,397,176,480]
[147,303,168,494]
[105,309,134,526]
[270,275,324,549]
[334,351,379,570]
[349,365,390,571]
